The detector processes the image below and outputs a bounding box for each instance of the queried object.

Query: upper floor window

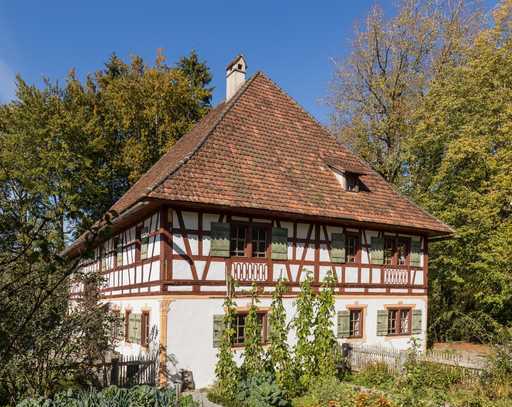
[230,224,246,257]
[229,223,269,258]
[346,234,359,263]
[384,236,410,266]
[384,237,394,265]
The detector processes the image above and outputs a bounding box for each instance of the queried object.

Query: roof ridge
[145,72,262,198]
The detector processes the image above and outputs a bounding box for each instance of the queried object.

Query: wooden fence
[343,344,487,379]
[95,353,158,388]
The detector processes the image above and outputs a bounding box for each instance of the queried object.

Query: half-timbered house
[66,55,453,388]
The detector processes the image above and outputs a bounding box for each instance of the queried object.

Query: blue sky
[0,1,497,124]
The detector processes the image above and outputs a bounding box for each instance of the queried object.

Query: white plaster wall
[166,296,427,389]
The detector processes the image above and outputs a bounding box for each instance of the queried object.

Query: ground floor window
[349,308,363,338]
[232,312,267,346]
[123,310,149,346]
[387,308,411,335]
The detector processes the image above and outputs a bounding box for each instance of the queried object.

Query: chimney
[226,55,247,100]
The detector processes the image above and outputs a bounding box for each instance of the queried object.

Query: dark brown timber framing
[71,204,432,300]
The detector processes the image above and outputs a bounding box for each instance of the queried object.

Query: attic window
[346,173,359,192]
[324,157,367,193]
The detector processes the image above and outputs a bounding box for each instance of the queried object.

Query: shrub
[291,377,395,407]
[350,363,395,389]
[16,385,197,407]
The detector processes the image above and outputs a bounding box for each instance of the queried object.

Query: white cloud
[0,60,16,102]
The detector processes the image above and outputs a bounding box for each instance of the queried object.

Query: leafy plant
[241,285,265,378]
[268,279,293,396]
[312,272,338,379]
[292,272,316,393]
[214,279,240,403]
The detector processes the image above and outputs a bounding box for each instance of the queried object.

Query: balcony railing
[383,268,409,285]
[230,259,269,282]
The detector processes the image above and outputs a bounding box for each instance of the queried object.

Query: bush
[208,371,288,407]
[349,363,395,390]
[16,385,198,407]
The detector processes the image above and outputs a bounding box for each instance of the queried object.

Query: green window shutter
[116,239,123,266]
[337,310,350,338]
[412,309,422,335]
[331,233,346,263]
[210,223,230,257]
[271,227,288,260]
[410,240,422,267]
[370,237,384,264]
[141,227,149,260]
[133,314,142,344]
[377,310,388,336]
[213,314,225,348]
[116,314,125,341]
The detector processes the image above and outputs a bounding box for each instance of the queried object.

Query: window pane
[397,239,409,266]
[347,174,358,191]
[349,309,361,337]
[232,313,266,346]
[399,309,410,334]
[388,310,397,335]
[230,225,246,257]
[252,226,268,258]
[346,236,358,263]
[384,237,394,265]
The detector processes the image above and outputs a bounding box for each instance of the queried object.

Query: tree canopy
[0,50,213,403]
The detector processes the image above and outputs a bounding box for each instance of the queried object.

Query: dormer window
[324,157,368,193]
[346,173,360,192]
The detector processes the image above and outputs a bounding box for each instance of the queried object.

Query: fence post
[175,382,182,407]
[111,356,119,386]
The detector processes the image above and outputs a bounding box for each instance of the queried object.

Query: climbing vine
[312,272,338,378]
[241,284,265,378]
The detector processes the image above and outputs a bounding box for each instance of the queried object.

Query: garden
[207,275,512,407]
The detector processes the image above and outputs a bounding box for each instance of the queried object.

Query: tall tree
[330,0,480,186]
[408,0,512,341]
[0,50,213,403]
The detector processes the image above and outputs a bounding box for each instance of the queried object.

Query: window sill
[384,333,412,339]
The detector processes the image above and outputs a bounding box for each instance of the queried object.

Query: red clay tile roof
[110,72,453,235]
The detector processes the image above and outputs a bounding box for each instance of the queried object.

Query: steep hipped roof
[109,72,452,235]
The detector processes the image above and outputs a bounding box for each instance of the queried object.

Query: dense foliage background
[330,0,512,343]
[0,51,212,404]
